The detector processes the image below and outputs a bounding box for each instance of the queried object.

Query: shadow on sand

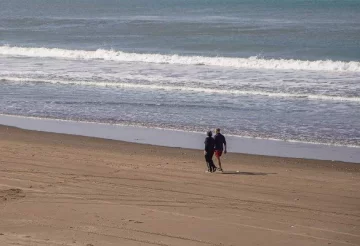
[218,171,276,175]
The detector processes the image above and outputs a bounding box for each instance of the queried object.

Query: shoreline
[0,114,359,164]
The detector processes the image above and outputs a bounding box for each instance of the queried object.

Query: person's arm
[204,138,208,155]
[223,136,227,154]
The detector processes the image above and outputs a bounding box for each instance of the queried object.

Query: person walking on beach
[214,128,227,172]
[204,130,217,173]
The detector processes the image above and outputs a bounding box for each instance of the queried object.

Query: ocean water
[0,0,360,147]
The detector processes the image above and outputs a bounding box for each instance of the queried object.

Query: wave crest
[1,45,360,72]
[2,76,359,103]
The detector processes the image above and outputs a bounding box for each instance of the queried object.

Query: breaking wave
[2,76,359,102]
[1,45,360,72]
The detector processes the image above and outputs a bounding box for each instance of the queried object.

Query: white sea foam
[1,45,360,72]
[2,76,359,102]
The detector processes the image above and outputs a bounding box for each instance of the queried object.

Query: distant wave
[1,45,360,72]
[2,76,359,103]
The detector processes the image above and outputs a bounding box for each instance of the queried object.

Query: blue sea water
[0,0,360,147]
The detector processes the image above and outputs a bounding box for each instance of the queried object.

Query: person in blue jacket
[214,128,227,172]
[204,130,217,173]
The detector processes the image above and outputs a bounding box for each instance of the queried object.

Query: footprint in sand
[0,188,25,202]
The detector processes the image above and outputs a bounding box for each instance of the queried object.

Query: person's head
[215,128,220,134]
[207,130,212,137]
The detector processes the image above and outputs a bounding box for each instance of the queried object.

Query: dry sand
[0,125,359,246]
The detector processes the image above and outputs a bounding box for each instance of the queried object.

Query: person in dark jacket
[204,130,217,173]
[214,128,227,172]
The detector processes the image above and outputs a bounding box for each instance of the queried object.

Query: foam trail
[2,77,359,103]
[1,45,360,72]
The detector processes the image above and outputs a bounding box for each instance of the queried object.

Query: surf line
[1,45,360,72]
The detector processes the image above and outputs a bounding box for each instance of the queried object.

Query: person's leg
[205,154,212,172]
[216,157,222,170]
[210,160,216,172]
[209,152,216,172]
[215,151,223,171]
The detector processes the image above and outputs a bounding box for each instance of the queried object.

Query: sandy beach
[0,125,359,246]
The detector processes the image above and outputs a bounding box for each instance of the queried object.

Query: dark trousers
[205,152,216,171]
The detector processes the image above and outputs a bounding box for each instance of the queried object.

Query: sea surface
[1,0,360,147]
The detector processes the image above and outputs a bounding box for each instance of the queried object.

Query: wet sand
[1,114,359,163]
[0,125,359,246]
